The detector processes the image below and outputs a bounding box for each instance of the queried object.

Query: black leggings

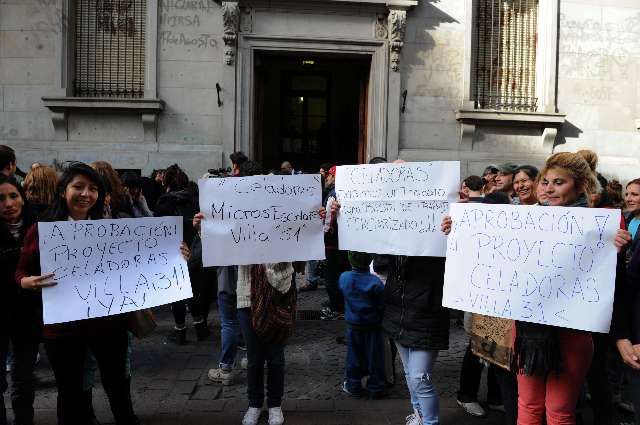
[171,266,215,327]
[44,329,137,425]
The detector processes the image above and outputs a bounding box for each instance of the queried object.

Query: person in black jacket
[155,164,207,344]
[382,255,449,425]
[613,219,640,424]
[0,175,41,425]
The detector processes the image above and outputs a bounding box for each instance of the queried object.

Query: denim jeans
[345,326,385,396]
[325,249,349,312]
[395,341,440,425]
[305,260,321,287]
[218,292,240,370]
[237,308,285,408]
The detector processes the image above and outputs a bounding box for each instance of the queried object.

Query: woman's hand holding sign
[20,272,57,292]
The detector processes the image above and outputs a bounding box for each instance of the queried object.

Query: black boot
[167,327,187,345]
[194,321,210,341]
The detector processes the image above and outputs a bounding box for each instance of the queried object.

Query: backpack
[250,264,297,344]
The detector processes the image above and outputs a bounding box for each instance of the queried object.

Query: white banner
[199,175,325,266]
[335,161,460,256]
[39,217,192,324]
[442,203,620,333]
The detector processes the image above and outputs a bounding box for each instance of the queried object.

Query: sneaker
[238,342,247,351]
[242,407,261,425]
[167,327,187,345]
[405,411,421,425]
[456,400,487,417]
[194,321,210,341]
[615,400,635,414]
[268,406,284,425]
[207,368,234,386]
[487,403,505,413]
[342,381,362,398]
[321,310,344,321]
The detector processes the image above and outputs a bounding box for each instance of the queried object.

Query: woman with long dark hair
[0,175,40,425]
[14,162,139,425]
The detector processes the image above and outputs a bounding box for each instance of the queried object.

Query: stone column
[221,1,240,166]
[386,5,409,161]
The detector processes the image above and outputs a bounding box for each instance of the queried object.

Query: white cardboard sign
[198,175,325,266]
[335,161,460,256]
[442,203,620,333]
[38,216,192,324]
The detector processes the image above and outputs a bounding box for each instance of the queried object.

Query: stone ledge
[455,109,566,127]
[42,97,164,114]
[41,97,165,142]
[455,109,567,152]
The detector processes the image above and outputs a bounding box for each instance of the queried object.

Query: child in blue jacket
[339,251,385,398]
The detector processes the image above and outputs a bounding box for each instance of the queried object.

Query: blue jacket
[339,269,384,326]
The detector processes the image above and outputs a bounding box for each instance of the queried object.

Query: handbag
[250,264,297,344]
[128,308,157,339]
[469,314,514,371]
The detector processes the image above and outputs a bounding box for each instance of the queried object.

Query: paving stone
[189,384,223,400]
[9,291,627,425]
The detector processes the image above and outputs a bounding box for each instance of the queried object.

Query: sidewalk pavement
[4,288,625,424]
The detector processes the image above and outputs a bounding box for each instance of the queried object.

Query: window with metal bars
[473,0,538,112]
[74,0,146,98]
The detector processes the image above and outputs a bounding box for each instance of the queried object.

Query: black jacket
[382,256,449,350]
[0,211,42,340]
[612,247,640,344]
[155,189,199,245]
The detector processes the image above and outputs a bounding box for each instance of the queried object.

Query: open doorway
[254,52,371,173]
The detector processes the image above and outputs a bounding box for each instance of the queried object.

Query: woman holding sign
[0,175,40,425]
[14,163,139,425]
[514,152,624,425]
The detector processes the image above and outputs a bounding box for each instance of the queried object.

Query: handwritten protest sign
[38,217,192,325]
[198,175,325,266]
[442,203,620,333]
[335,161,459,256]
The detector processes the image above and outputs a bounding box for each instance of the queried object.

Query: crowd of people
[1,144,640,425]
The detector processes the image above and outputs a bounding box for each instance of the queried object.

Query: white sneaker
[207,368,234,386]
[242,407,261,425]
[456,400,487,417]
[268,407,284,425]
[405,411,421,425]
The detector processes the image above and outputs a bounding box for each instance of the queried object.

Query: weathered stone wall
[0,0,225,178]
[400,0,640,181]
[1,0,639,181]
[556,0,640,181]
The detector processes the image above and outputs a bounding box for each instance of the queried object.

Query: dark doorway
[254,52,371,173]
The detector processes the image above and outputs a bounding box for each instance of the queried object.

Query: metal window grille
[74,0,146,98]
[473,0,538,111]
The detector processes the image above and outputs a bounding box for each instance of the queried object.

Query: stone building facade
[0,0,639,180]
